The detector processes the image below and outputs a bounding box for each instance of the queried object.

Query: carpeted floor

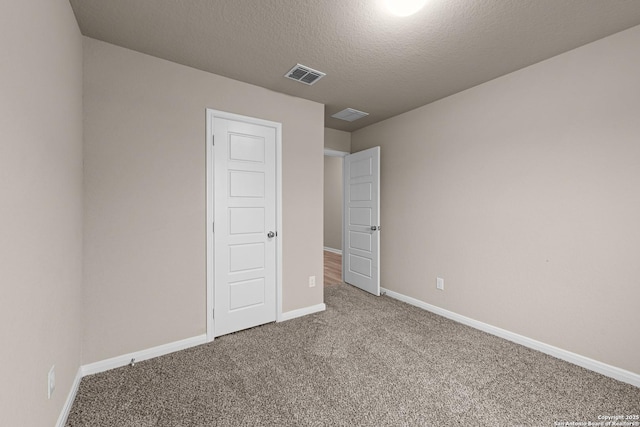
[67,284,639,426]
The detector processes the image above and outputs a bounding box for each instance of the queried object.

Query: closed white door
[343,147,380,296]
[213,116,277,337]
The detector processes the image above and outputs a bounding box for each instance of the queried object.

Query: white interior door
[343,147,380,296]
[213,115,277,337]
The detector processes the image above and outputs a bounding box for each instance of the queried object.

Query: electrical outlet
[48,365,56,399]
[309,275,316,287]
[436,277,444,291]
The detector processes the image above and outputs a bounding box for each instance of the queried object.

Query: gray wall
[324,128,351,153]
[0,1,83,425]
[352,25,640,375]
[83,38,325,364]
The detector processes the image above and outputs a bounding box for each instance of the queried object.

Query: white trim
[205,109,215,342]
[276,122,283,323]
[381,287,640,388]
[81,334,207,377]
[206,109,283,337]
[324,148,349,157]
[280,303,326,322]
[206,110,214,342]
[55,367,82,427]
[323,246,342,255]
[342,155,347,283]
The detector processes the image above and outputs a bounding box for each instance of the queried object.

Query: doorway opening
[323,149,348,286]
[323,144,381,296]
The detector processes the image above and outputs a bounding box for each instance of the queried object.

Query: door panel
[343,147,380,296]
[229,171,265,197]
[229,243,264,272]
[349,183,372,201]
[229,207,264,234]
[349,254,372,277]
[349,231,372,251]
[214,117,276,337]
[349,207,372,225]
[229,134,265,162]
[229,278,265,310]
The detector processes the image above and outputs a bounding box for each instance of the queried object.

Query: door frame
[206,109,283,342]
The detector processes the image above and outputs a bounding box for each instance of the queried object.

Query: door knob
[267,231,275,238]
[370,226,380,231]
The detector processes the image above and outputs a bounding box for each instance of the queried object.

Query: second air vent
[285,64,326,85]
[331,108,369,122]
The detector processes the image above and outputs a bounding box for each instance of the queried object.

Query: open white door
[343,147,380,296]
[212,114,278,337]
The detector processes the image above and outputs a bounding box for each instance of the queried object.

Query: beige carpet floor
[67,284,639,426]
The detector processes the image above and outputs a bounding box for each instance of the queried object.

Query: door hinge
[212,135,215,146]
[212,309,215,319]
[212,221,214,232]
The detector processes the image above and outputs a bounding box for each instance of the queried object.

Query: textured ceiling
[69,0,640,132]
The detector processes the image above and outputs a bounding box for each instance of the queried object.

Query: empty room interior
[3,1,640,426]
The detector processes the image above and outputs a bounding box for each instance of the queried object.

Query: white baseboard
[380,287,640,388]
[280,303,326,321]
[81,334,207,377]
[323,247,342,255]
[55,367,82,427]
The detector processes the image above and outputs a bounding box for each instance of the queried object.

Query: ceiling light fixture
[383,0,427,17]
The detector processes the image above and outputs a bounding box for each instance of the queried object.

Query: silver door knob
[370,226,380,231]
[267,231,275,238]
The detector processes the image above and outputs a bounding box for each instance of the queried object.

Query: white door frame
[324,148,349,158]
[206,109,283,342]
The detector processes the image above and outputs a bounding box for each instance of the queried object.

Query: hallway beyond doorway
[324,250,342,286]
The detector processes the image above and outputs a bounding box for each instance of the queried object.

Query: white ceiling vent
[285,64,325,85]
[331,108,369,122]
